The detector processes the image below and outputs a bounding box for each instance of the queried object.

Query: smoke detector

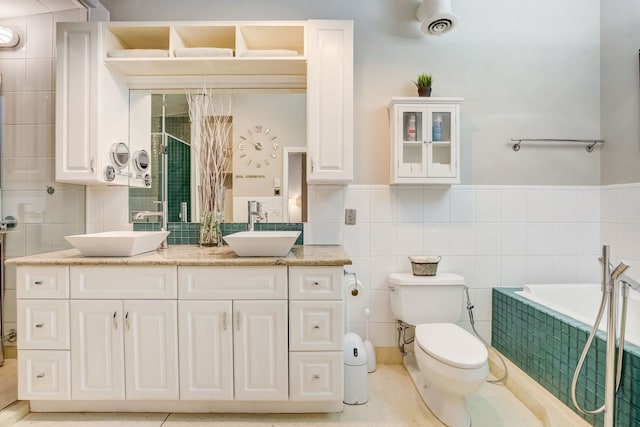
[416,0,459,36]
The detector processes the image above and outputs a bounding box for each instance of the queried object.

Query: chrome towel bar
[511,138,604,152]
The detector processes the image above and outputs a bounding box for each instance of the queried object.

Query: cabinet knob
[313,325,320,329]
[312,374,320,380]
[34,323,44,328]
[33,280,43,286]
[36,373,45,378]
[112,312,118,330]
[222,312,228,331]
[312,281,320,286]
[125,312,130,330]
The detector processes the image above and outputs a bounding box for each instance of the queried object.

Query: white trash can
[343,332,368,405]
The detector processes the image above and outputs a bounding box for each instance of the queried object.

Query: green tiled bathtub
[492,288,640,427]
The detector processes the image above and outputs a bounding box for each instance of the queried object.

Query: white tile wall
[1,10,86,337]
[307,184,603,346]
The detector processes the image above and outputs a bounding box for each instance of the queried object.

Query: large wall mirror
[128,90,308,224]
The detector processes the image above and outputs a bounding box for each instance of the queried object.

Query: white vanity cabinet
[16,266,71,400]
[14,253,349,412]
[288,266,344,401]
[55,23,130,186]
[178,266,289,401]
[389,97,462,185]
[69,266,179,400]
[306,20,354,184]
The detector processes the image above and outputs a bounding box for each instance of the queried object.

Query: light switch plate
[345,209,356,225]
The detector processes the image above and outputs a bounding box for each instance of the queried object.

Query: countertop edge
[5,245,353,267]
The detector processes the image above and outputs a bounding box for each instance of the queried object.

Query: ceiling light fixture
[0,26,20,48]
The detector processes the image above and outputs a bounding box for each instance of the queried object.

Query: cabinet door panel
[70,300,124,400]
[233,300,288,401]
[124,300,179,400]
[178,300,233,400]
[307,20,353,183]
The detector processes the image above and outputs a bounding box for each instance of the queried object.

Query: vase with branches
[187,90,232,246]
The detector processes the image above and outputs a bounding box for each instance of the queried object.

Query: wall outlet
[345,209,356,225]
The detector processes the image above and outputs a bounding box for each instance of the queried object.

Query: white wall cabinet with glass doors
[389,97,462,185]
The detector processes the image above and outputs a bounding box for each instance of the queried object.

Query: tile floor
[0,359,18,412]
[6,364,545,427]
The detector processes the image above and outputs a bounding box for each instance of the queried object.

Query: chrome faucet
[134,200,168,249]
[247,200,266,231]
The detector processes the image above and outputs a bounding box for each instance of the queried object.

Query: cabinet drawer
[289,352,343,401]
[17,266,69,299]
[288,266,343,300]
[18,350,71,400]
[178,266,287,300]
[17,300,69,350]
[289,301,342,351]
[70,266,177,299]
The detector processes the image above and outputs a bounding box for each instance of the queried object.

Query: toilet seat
[415,323,488,370]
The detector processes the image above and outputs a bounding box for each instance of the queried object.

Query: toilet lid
[415,323,488,370]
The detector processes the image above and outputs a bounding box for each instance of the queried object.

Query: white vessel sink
[223,230,301,257]
[65,231,169,257]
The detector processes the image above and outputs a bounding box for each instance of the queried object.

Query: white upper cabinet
[306,20,354,184]
[55,23,129,185]
[55,20,354,186]
[389,97,462,185]
[101,22,307,88]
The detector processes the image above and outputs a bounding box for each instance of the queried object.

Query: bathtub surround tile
[599,186,618,224]
[576,255,601,283]
[500,255,526,287]
[552,188,577,222]
[526,256,553,284]
[474,222,501,255]
[501,187,527,223]
[527,188,553,222]
[551,255,577,283]
[576,188,600,223]
[576,223,600,255]
[501,223,527,255]
[474,256,501,289]
[617,223,640,261]
[526,223,553,255]
[552,222,577,255]
[616,185,640,224]
[449,222,475,255]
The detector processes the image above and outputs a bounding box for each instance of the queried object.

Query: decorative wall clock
[237,125,280,168]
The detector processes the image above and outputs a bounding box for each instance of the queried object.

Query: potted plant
[414,73,432,97]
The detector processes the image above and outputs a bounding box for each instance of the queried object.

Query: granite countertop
[5,245,352,267]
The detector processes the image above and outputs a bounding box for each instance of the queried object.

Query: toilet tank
[388,272,464,325]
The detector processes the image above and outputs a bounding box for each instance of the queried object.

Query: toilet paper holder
[344,270,363,296]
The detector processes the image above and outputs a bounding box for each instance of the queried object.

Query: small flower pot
[418,87,432,97]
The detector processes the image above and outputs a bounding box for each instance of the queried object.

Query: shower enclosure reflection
[128,91,308,225]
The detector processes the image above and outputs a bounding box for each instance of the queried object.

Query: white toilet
[388,272,488,427]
